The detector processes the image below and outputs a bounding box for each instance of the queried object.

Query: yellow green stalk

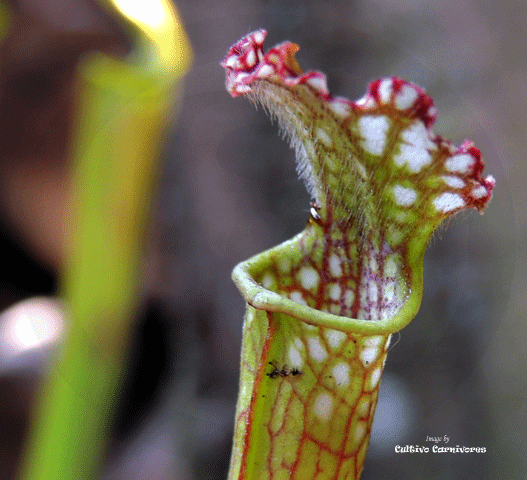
[17,1,191,479]
[222,30,494,480]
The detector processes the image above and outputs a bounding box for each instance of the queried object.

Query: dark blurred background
[0,0,523,479]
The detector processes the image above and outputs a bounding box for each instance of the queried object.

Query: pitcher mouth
[232,234,423,336]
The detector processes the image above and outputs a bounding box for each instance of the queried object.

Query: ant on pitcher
[266,360,304,378]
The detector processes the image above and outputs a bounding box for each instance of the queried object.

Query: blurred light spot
[368,372,419,457]
[0,297,65,365]
[111,0,167,29]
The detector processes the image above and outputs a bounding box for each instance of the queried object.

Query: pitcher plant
[221,30,494,480]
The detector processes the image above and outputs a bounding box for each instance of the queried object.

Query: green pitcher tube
[222,30,494,480]
[15,1,192,479]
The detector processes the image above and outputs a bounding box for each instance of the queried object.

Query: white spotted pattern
[394,122,435,173]
[324,329,347,349]
[290,291,307,306]
[394,84,419,110]
[289,344,303,367]
[365,336,384,347]
[314,392,334,421]
[245,49,256,67]
[368,282,378,303]
[360,346,379,366]
[471,185,487,199]
[359,115,390,156]
[253,30,265,44]
[394,145,431,173]
[332,362,350,386]
[316,127,333,147]
[404,122,435,148]
[433,192,465,213]
[262,273,274,288]
[357,397,370,417]
[344,290,354,307]
[329,254,342,277]
[308,336,328,361]
[356,95,376,109]
[328,99,352,117]
[299,267,319,290]
[329,283,341,301]
[384,257,397,276]
[441,175,465,189]
[224,55,237,68]
[368,367,382,390]
[392,185,418,207]
[256,64,274,78]
[445,154,473,174]
[353,421,366,445]
[307,76,328,94]
[378,79,393,103]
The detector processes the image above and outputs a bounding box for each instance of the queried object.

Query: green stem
[17,1,191,479]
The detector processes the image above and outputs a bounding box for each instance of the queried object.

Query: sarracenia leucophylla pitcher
[221,30,494,480]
